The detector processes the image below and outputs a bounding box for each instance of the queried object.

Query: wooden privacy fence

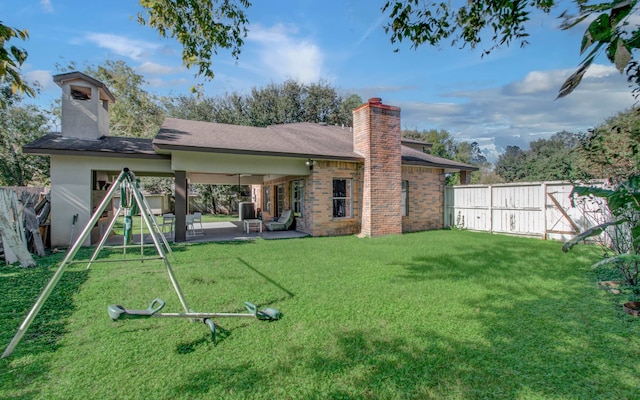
[444,181,608,241]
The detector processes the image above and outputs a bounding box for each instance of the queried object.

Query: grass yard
[1,230,638,399]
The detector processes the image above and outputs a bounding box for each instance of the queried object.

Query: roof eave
[402,160,479,172]
[152,143,364,162]
[23,147,170,160]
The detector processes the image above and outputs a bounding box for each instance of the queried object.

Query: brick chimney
[353,98,403,237]
[54,71,115,139]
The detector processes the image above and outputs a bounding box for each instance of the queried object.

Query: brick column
[353,98,402,237]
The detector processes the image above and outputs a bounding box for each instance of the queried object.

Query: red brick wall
[401,166,446,232]
[353,98,402,237]
[303,160,361,236]
[260,161,361,236]
[259,175,292,222]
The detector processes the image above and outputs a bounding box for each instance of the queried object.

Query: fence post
[541,183,547,240]
[488,185,493,234]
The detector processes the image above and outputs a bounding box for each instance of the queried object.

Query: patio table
[243,219,262,233]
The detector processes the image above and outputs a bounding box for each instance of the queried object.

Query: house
[24,72,478,247]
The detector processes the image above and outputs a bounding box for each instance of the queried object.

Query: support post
[174,171,187,242]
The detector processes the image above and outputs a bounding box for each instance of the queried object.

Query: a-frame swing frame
[2,168,191,358]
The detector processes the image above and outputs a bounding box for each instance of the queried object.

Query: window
[291,180,304,217]
[332,179,352,218]
[263,186,271,213]
[402,180,409,216]
[275,184,284,217]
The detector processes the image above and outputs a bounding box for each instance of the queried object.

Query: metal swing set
[2,168,280,359]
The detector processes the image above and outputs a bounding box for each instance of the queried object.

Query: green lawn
[1,230,638,399]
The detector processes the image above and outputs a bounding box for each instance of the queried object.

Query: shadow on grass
[169,237,637,398]
[238,257,296,299]
[172,293,636,398]
[176,325,232,354]
[0,255,90,398]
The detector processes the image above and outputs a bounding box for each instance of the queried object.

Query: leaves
[613,38,631,72]
[0,89,50,185]
[0,22,34,107]
[561,218,625,252]
[580,13,611,54]
[137,0,251,80]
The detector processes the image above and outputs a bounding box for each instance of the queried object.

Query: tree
[382,0,640,98]
[493,131,586,182]
[137,0,251,80]
[84,60,165,138]
[526,131,584,181]
[303,81,341,124]
[165,80,361,127]
[0,22,34,107]
[579,108,640,182]
[403,128,456,159]
[402,128,489,184]
[494,145,528,182]
[0,87,49,186]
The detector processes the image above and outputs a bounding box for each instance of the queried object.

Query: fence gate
[444,181,607,241]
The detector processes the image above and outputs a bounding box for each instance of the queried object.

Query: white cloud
[247,24,324,83]
[508,70,561,94]
[84,33,161,61]
[40,0,53,13]
[136,62,184,75]
[146,77,191,88]
[389,63,636,163]
[25,70,54,91]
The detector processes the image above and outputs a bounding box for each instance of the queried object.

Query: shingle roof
[401,146,479,171]
[23,133,167,159]
[23,119,478,171]
[154,119,363,161]
[154,118,478,171]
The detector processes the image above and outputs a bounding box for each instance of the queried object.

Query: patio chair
[186,212,204,236]
[192,212,203,234]
[160,213,174,238]
[264,209,294,231]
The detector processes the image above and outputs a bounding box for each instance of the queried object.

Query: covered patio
[105,220,309,246]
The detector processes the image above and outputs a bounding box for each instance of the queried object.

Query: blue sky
[4,0,637,162]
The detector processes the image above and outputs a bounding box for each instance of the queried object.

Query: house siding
[402,166,446,232]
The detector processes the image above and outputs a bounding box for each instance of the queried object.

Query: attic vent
[70,85,91,101]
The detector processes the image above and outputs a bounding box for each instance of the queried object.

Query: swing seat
[244,302,282,320]
[257,307,282,321]
[108,298,165,320]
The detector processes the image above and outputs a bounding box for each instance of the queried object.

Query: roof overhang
[53,71,116,103]
[23,133,169,160]
[153,142,364,162]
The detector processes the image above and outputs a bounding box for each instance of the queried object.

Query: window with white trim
[276,184,284,217]
[291,180,304,217]
[263,186,271,213]
[332,179,352,218]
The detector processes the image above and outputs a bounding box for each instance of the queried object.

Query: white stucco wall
[171,151,312,176]
[49,155,172,247]
[60,81,106,140]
